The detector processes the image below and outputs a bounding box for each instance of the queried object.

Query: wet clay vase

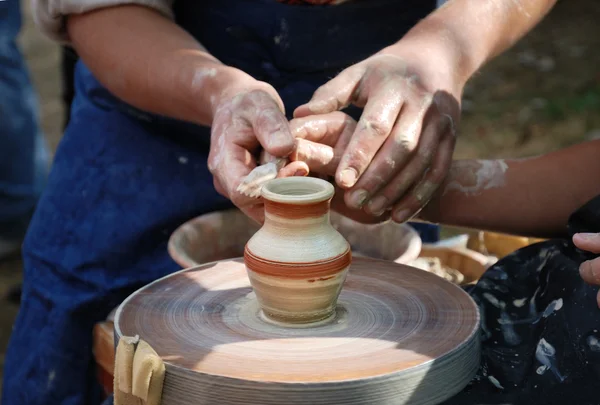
[244,177,351,325]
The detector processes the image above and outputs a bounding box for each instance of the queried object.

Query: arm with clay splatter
[67,5,267,129]
[284,112,600,236]
[418,0,559,83]
[65,5,302,222]
[419,140,600,238]
[291,0,557,225]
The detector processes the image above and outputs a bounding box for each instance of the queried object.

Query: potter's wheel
[114,257,480,405]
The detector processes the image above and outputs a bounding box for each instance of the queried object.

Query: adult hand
[294,49,462,223]
[208,79,296,223]
[573,232,600,308]
[288,112,390,224]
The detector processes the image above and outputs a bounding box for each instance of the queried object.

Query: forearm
[385,0,557,89]
[67,5,259,126]
[421,140,600,238]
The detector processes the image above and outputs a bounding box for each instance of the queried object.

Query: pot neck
[263,198,332,227]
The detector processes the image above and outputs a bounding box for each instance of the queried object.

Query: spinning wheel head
[114,257,480,405]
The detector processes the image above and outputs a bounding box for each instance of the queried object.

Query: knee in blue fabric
[1,255,109,405]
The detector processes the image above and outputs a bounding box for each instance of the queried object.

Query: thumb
[288,112,356,176]
[244,91,295,157]
[294,66,365,118]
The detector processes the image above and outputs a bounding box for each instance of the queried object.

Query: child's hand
[573,233,600,307]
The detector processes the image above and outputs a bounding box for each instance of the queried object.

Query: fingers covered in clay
[293,53,461,223]
[208,86,294,223]
[345,95,429,210]
[386,117,455,223]
[331,185,391,224]
[288,112,356,176]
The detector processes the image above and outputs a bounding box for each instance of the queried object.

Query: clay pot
[244,177,351,325]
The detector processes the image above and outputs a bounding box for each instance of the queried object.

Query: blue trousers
[0,0,48,240]
[2,1,437,404]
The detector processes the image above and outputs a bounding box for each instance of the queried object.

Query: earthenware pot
[244,177,351,325]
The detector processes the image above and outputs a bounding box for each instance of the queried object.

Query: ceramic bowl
[168,208,422,268]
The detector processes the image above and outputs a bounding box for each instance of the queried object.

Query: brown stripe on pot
[260,176,334,219]
[263,199,330,219]
[244,247,352,279]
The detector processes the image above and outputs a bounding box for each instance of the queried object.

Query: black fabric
[60,45,78,129]
[444,194,600,405]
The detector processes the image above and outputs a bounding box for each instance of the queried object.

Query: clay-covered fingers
[235,90,295,156]
[208,87,294,222]
[294,54,459,206]
[330,185,391,225]
[361,110,454,219]
[288,112,356,176]
[208,141,259,206]
[332,83,406,190]
[344,93,434,210]
[389,129,455,223]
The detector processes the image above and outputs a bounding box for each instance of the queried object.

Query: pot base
[245,266,348,327]
[259,308,337,328]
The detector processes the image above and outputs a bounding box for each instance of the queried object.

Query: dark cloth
[60,45,78,129]
[1,1,436,404]
[442,194,600,405]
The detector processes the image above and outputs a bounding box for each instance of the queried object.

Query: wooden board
[114,257,480,405]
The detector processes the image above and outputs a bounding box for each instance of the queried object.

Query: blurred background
[1,0,599,393]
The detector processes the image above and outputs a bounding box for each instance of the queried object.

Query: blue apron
[1,1,436,404]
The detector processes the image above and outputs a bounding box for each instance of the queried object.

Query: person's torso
[76,0,435,143]
[173,0,435,96]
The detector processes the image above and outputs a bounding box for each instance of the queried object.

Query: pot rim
[261,177,334,205]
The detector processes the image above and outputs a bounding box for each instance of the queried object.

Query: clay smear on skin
[210,90,289,197]
[191,67,217,89]
[443,159,508,196]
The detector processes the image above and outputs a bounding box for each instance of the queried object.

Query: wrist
[382,18,478,96]
[186,65,284,126]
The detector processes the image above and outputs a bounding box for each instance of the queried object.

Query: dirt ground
[1,0,600,394]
